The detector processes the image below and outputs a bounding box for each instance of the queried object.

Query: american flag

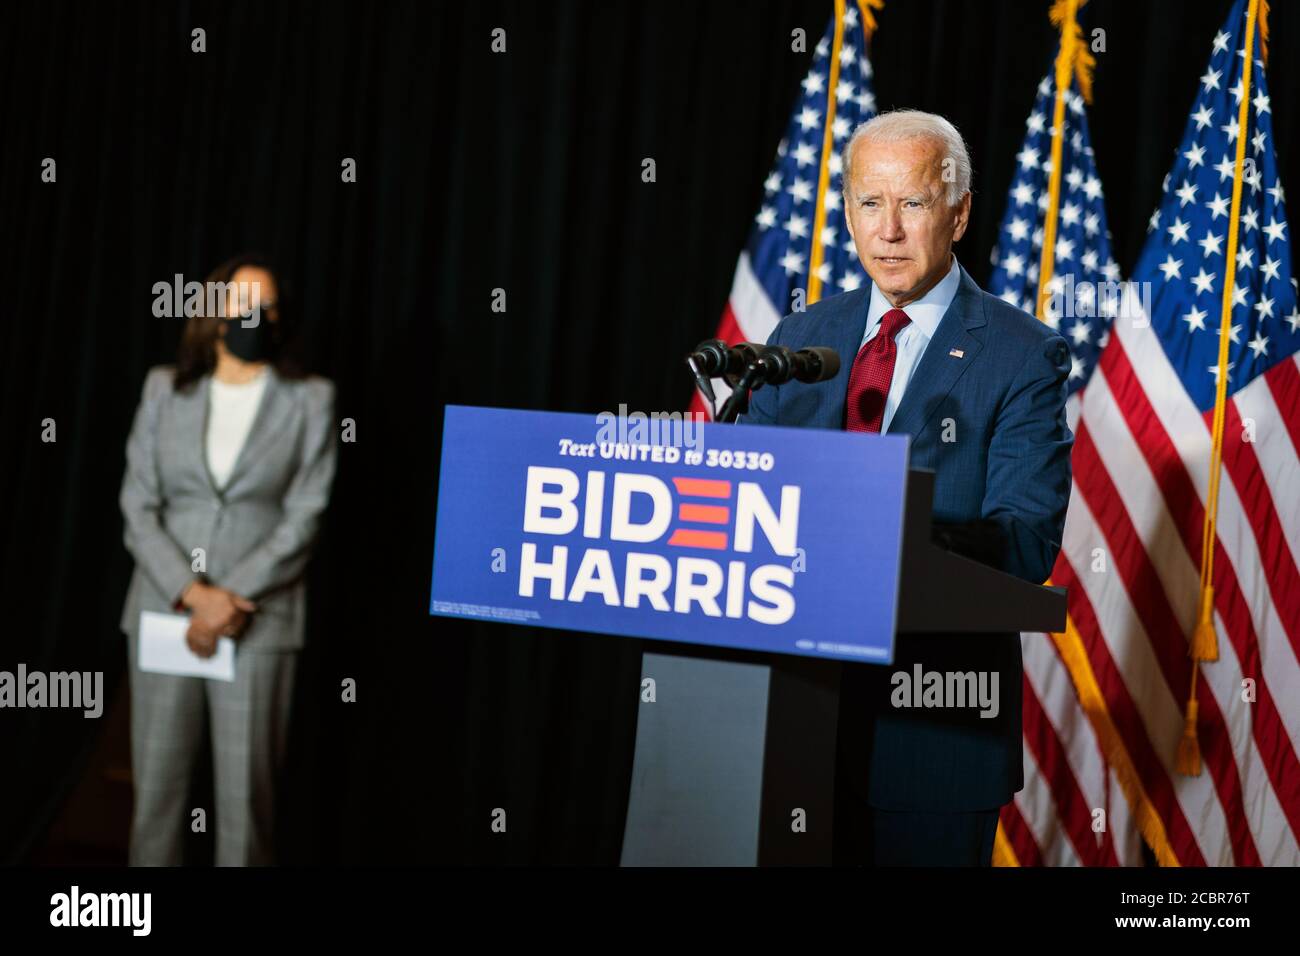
[985,7,1144,866]
[691,0,880,416]
[1039,0,1299,866]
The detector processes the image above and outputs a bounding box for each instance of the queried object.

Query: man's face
[843,135,971,308]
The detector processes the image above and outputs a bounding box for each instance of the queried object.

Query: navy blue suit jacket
[741,261,1073,811]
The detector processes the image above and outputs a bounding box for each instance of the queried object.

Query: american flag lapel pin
[949,348,965,359]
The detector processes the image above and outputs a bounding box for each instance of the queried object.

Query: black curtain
[2,0,1297,864]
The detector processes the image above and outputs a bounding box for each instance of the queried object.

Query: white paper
[138,610,236,682]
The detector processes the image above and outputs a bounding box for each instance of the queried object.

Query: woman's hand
[181,581,257,654]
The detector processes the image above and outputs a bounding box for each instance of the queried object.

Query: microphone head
[689,338,730,375]
[794,346,840,383]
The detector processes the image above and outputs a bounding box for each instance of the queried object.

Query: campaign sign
[429,405,910,663]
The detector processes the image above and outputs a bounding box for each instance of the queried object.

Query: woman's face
[217,265,279,359]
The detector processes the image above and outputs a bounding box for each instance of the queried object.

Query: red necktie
[845,308,911,433]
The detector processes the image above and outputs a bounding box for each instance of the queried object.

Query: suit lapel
[885,264,987,438]
[224,368,291,492]
[816,289,872,428]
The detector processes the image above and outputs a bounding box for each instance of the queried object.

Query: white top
[206,370,268,489]
[859,254,962,433]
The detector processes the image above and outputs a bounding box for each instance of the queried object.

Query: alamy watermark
[151,274,265,325]
[1,665,103,718]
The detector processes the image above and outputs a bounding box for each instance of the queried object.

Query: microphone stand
[714,363,766,424]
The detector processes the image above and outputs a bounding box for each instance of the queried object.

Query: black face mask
[221,315,276,362]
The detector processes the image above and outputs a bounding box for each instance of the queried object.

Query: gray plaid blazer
[119,365,337,652]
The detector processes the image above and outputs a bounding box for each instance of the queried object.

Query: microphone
[687,339,763,378]
[750,345,841,385]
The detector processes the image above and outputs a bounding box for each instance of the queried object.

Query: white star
[1286,305,1300,334]
[1218,323,1242,345]
[1192,105,1214,130]
[1017,145,1041,171]
[1191,268,1216,295]
[1065,167,1083,190]
[1008,217,1030,241]
[756,206,777,229]
[1229,78,1246,105]
[1232,284,1248,307]
[788,177,813,203]
[796,107,821,132]
[1236,246,1255,271]
[1004,253,1025,278]
[998,288,1021,309]
[1027,112,1046,134]
[1212,30,1230,54]
[1263,218,1287,243]
[1252,129,1267,156]
[1267,182,1286,205]
[792,143,817,167]
[1247,331,1270,358]
[1214,156,1236,182]
[1083,176,1102,200]
[779,250,804,276]
[1148,207,1161,232]
[1068,319,1091,345]
[1261,256,1281,282]
[1182,306,1208,332]
[1241,207,1259,232]
[836,79,855,104]
[1254,294,1274,319]
[1083,212,1100,236]
[1208,362,1235,384]
[1184,143,1206,168]
[1253,91,1271,115]
[820,224,837,247]
[1167,217,1190,244]
[1222,116,1240,143]
[784,213,809,238]
[1202,67,1222,91]
[1198,230,1224,256]
[1013,182,1034,207]
[1060,202,1081,226]
[824,189,841,212]
[1102,260,1121,282]
[764,172,781,194]
[801,72,825,96]
[840,271,863,292]
[1056,237,1075,261]
[1206,193,1230,220]
[1069,354,1087,380]
[1158,254,1183,280]
[832,116,851,141]
[1176,180,1198,206]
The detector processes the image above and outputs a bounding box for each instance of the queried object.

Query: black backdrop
[3,0,1298,864]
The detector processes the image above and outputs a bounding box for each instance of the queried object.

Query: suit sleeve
[981,333,1073,584]
[221,379,338,601]
[119,368,198,604]
[736,318,786,426]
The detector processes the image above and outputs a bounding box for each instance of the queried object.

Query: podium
[618,468,1066,866]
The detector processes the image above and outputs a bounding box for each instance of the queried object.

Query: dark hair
[173,252,306,390]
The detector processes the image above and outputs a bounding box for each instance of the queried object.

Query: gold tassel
[1048,0,1097,103]
[1175,698,1201,776]
[1260,0,1270,66]
[1191,585,1220,662]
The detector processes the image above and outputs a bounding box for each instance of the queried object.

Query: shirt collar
[865,254,961,340]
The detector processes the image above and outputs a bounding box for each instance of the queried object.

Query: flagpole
[1178,0,1267,777]
[806,0,847,306]
[807,0,884,306]
[1034,0,1095,322]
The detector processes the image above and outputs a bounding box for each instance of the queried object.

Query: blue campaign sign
[429,405,911,663]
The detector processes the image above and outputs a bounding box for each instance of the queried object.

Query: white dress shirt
[857,254,961,433]
[206,370,268,489]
